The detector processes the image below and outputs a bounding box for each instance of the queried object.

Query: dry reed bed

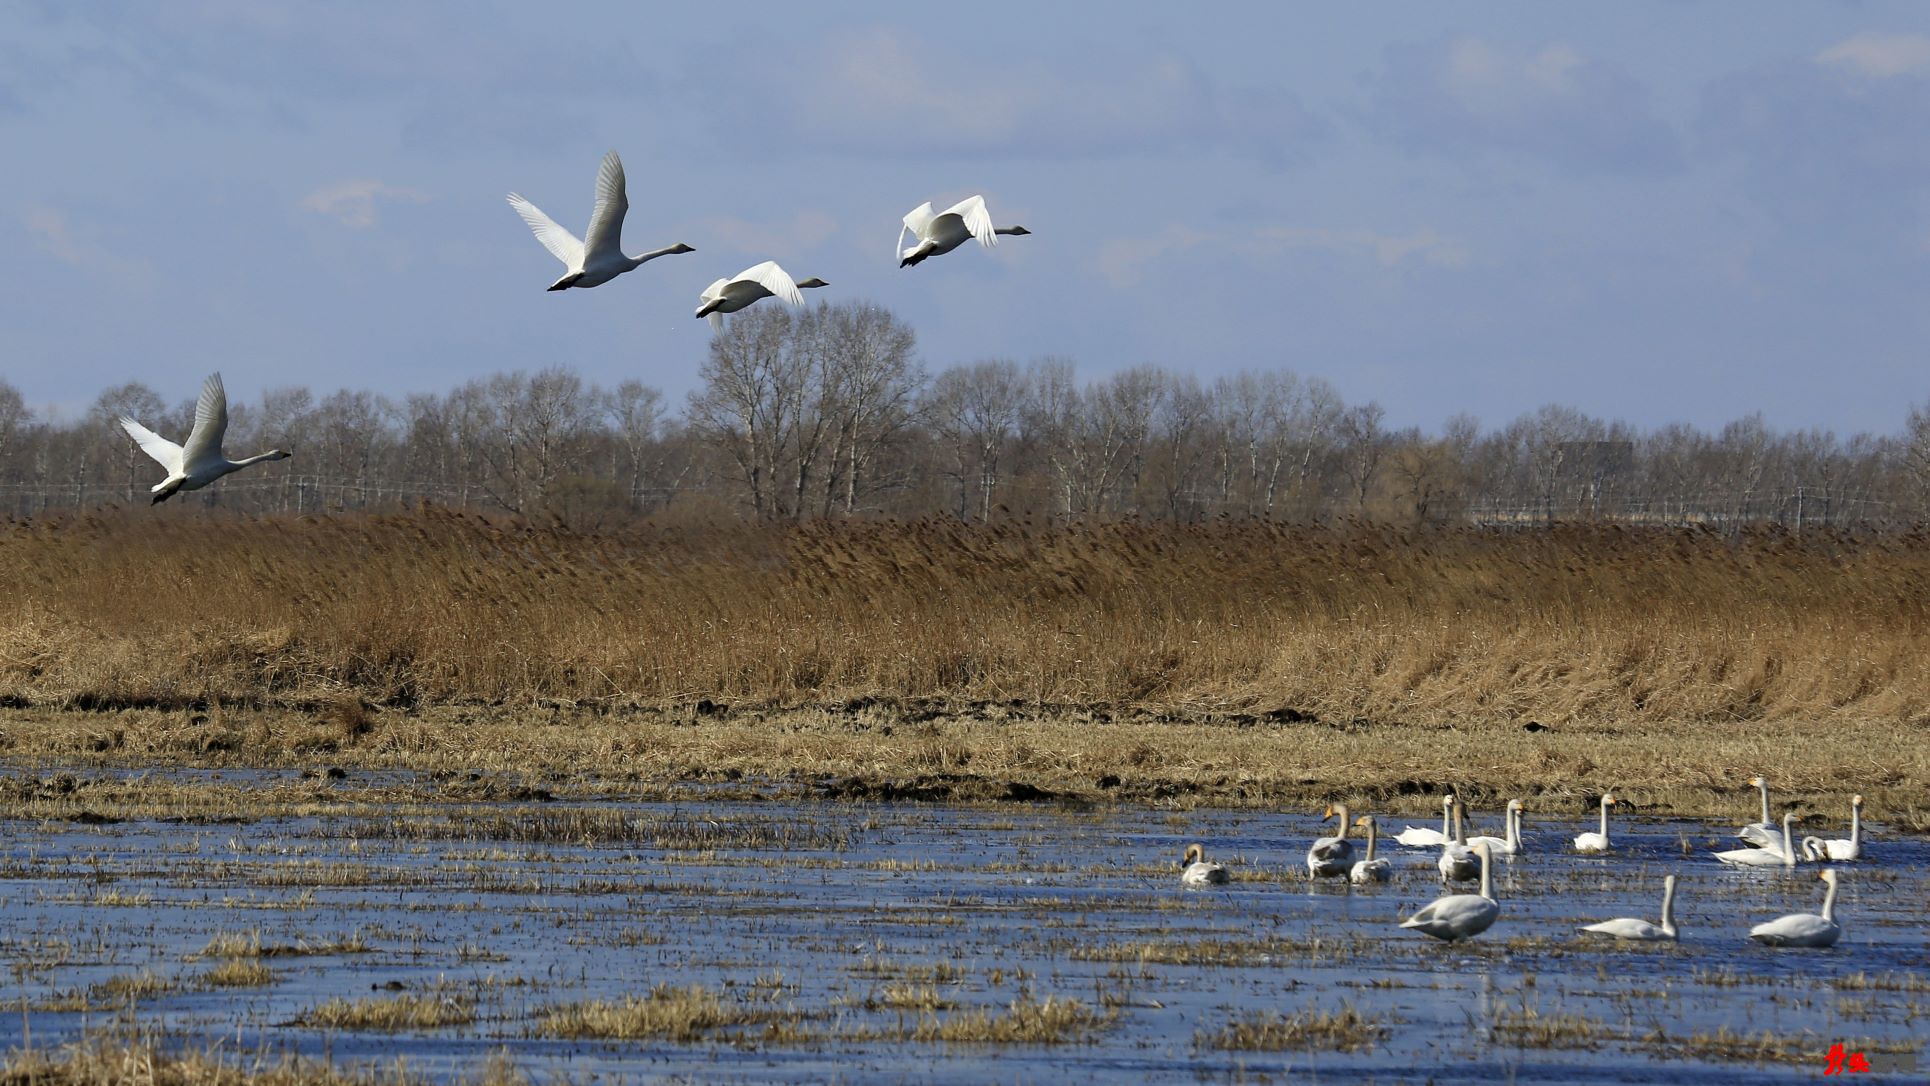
[2,510,1926,729]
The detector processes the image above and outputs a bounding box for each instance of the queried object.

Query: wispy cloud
[1098,224,1469,288]
[302,180,429,229]
[1817,32,1930,79]
[25,208,145,278]
[1367,35,1681,174]
[689,26,1324,164]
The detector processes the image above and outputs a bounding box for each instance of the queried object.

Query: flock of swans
[118,151,1029,501]
[1181,780,1861,950]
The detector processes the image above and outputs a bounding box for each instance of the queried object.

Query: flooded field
[0,768,1922,1084]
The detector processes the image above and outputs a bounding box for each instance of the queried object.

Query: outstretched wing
[740,260,803,306]
[181,372,229,468]
[507,193,585,269]
[581,150,628,263]
[899,201,935,260]
[948,194,996,248]
[118,416,183,474]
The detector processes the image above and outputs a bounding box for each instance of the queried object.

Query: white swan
[897,195,1030,268]
[694,261,828,330]
[1179,843,1229,887]
[1580,874,1679,942]
[1714,812,1798,868]
[507,150,694,291]
[118,373,291,504]
[1573,793,1617,853]
[1468,799,1524,856]
[1306,803,1354,878]
[1401,842,1500,943]
[1737,775,1780,851]
[1349,815,1391,885]
[1749,868,1843,948]
[1803,795,1863,862]
[1438,799,1478,883]
[1394,795,1454,848]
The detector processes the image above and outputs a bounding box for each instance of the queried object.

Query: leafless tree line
[4,300,1929,528]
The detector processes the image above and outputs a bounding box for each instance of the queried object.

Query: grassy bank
[2,510,1926,726]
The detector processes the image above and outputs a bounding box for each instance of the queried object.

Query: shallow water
[0,772,1922,1084]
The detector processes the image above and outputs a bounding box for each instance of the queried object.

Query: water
[0,772,1921,1083]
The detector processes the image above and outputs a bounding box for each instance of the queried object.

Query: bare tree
[928,360,1025,520]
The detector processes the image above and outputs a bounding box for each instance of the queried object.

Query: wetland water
[0,770,1923,1084]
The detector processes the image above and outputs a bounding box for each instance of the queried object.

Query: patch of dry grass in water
[537,984,795,1041]
[0,1035,529,1085]
[1199,1003,1388,1052]
[201,959,276,988]
[301,993,475,1030]
[905,996,1115,1045]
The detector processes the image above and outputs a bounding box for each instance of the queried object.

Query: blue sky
[4,1,1929,434]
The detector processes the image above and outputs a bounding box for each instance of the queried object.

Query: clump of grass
[202,960,276,988]
[910,996,1115,1045]
[1198,1003,1387,1052]
[0,1035,531,1085]
[91,970,177,1002]
[301,993,475,1031]
[1490,1007,1621,1050]
[537,984,791,1041]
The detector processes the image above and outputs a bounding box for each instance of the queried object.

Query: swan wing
[118,416,183,474]
[582,150,628,263]
[949,194,996,248]
[740,261,803,306]
[1738,823,1778,849]
[180,372,229,468]
[507,193,585,269]
[902,201,937,240]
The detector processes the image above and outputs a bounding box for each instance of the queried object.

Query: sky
[3,1,1929,435]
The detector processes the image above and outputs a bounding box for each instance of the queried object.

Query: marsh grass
[301,993,476,1031]
[907,996,1115,1045]
[201,960,276,988]
[3,512,1924,727]
[1198,1003,1388,1052]
[536,984,795,1041]
[0,1034,529,1085]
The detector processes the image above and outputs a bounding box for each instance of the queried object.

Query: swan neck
[1850,804,1861,845]
[1507,806,1520,849]
[1478,849,1493,901]
[1598,800,1610,840]
[1820,876,1837,922]
[1337,808,1350,841]
[1660,878,1676,928]
[1363,819,1377,861]
[1781,814,1794,867]
[1758,779,1771,825]
[1452,804,1465,846]
[230,451,281,468]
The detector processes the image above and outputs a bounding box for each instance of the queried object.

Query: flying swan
[118,373,291,504]
[897,195,1030,268]
[1180,843,1230,887]
[1748,868,1843,948]
[507,150,694,291]
[694,261,828,330]
[1401,841,1500,943]
[1579,873,1679,942]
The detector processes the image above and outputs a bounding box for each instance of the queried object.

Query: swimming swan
[1402,841,1500,943]
[1438,799,1478,883]
[1394,795,1455,848]
[1803,795,1863,862]
[1306,803,1354,878]
[1715,812,1797,869]
[897,195,1030,268]
[1748,868,1843,948]
[1737,775,1781,851]
[1580,873,1679,941]
[1468,799,1524,857]
[1573,793,1617,854]
[694,261,828,329]
[1349,815,1391,884]
[507,150,693,291]
[118,373,291,504]
[1180,843,1230,887]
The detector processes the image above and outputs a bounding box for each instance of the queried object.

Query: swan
[1179,843,1229,887]
[897,195,1030,268]
[1349,815,1391,884]
[1737,775,1780,851]
[1468,799,1524,857]
[1803,795,1863,862]
[1401,842,1500,943]
[507,150,694,291]
[1394,795,1455,848]
[1572,793,1618,853]
[118,373,291,504]
[1306,803,1354,878]
[1748,868,1843,948]
[694,261,828,329]
[1438,799,1478,883]
[1714,812,1798,868]
[1580,874,1679,941]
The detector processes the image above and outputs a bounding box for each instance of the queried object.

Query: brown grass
[1199,1003,1388,1052]
[0,1035,527,1085]
[536,984,794,1041]
[2,511,1925,723]
[301,994,475,1031]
